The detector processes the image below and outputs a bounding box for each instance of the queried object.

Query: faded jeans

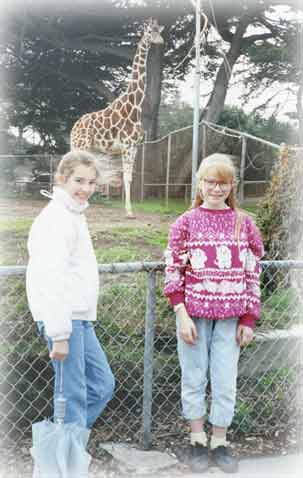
[37,319,115,428]
[176,317,240,428]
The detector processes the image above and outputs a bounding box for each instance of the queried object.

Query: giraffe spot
[127,82,137,93]
[132,71,139,80]
[111,112,120,125]
[126,102,133,114]
[104,118,111,129]
[135,91,143,103]
[120,102,132,117]
[113,100,122,110]
[95,120,103,129]
[116,119,125,130]
[125,119,134,135]
[129,93,135,103]
[103,107,112,117]
[104,131,112,140]
[130,107,139,122]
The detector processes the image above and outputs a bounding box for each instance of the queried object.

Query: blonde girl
[164,154,264,473]
[26,150,115,429]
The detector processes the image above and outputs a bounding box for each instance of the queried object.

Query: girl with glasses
[164,154,264,473]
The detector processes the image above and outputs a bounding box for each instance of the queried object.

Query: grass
[92,197,190,215]
[108,226,169,249]
[0,218,33,234]
[95,245,150,263]
[0,198,284,268]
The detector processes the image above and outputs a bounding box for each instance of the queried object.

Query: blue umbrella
[31,362,91,478]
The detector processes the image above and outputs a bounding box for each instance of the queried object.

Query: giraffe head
[142,18,164,46]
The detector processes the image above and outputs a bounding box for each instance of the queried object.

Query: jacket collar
[40,187,89,214]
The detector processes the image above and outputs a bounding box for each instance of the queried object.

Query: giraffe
[70,18,164,217]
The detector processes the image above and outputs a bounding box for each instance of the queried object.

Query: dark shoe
[212,445,238,473]
[187,444,209,473]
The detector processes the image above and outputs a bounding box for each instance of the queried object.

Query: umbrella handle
[55,360,66,424]
[58,360,64,395]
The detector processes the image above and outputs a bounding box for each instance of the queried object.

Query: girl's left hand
[236,325,254,347]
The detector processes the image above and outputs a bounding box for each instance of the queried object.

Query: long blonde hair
[192,154,244,243]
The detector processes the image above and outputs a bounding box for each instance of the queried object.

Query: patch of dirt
[0,198,174,230]
[0,198,173,264]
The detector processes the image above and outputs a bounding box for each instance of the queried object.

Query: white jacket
[26,187,99,341]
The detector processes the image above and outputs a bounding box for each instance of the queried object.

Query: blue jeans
[176,317,240,428]
[37,320,115,428]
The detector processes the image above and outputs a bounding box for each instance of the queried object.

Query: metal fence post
[165,134,172,208]
[141,139,146,202]
[239,136,247,203]
[142,270,156,449]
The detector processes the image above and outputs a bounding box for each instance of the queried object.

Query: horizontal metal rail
[2,260,303,277]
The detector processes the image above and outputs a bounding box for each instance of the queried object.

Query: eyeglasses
[202,179,233,192]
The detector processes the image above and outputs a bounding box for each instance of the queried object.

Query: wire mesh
[0,261,302,455]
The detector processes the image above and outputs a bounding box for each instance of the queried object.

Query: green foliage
[256,146,303,259]
[261,287,301,329]
[158,101,194,137]
[218,106,296,145]
[0,219,33,234]
[95,245,146,263]
[232,366,298,435]
[1,1,300,151]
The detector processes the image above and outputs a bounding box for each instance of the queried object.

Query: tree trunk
[142,43,164,141]
[174,16,250,192]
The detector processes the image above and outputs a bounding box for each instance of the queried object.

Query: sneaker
[212,445,238,473]
[186,444,209,473]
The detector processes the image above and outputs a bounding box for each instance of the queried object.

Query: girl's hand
[50,340,69,361]
[236,324,253,347]
[177,308,198,345]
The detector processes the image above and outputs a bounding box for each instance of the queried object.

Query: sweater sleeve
[164,214,189,307]
[239,216,264,329]
[26,211,76,341]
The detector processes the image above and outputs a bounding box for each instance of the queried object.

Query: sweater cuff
[239,313,257,330]
[169,292,185,307]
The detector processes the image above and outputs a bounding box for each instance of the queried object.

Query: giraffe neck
[126,36,150,106]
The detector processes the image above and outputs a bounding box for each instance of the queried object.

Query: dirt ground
[0,197,173,229]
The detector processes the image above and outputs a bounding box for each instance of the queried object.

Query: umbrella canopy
[31,420,91,478]
[31,362,91,478]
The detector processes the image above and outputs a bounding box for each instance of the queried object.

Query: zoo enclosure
[0,260,302,453]
[134,120,280,203]
[0,121,280,203]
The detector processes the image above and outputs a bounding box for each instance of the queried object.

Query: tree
[0,0,300,154]
[256,145,303,260]
[0,0,194,150]
[173,0,301,186]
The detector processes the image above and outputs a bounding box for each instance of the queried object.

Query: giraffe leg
[122,149,136,218]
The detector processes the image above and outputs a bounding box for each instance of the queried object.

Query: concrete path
[153,453,303,478]
[100,443,303,478]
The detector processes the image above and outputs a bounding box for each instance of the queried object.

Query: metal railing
[0,261,302,453]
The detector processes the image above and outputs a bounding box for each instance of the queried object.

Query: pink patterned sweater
[164,207,264,329]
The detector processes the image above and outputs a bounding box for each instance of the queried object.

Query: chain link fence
[0,154,122,200]
[0,120,281,204]
[0,261,302,454]
[132,121,280,203]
